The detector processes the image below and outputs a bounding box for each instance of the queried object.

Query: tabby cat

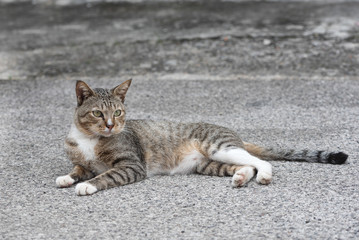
[56,79,348,196]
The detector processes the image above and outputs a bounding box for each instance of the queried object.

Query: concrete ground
[1,0,359,239]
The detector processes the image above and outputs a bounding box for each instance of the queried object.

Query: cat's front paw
[75,182,98,196]
[56,175,75,188]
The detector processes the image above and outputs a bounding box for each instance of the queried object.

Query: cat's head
[74,79,132,137]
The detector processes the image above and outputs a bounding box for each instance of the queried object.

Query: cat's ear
[111,79,132,103]
[76,80,96,106]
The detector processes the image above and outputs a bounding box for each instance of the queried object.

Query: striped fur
[56,80,348,195]
[243,142,348,164]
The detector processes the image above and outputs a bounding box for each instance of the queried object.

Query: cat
[56,79,348,196]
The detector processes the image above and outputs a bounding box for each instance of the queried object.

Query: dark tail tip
[328,152,348,164]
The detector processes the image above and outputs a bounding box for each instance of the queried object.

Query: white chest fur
[68,124,99,161]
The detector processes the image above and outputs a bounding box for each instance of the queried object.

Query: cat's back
[127,119,185,138]
[126,119,240,147]
[126,119,216,138]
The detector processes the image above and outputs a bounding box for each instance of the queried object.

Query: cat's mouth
[101,128,114,137]
[99,126,120,137]
[97,125,124,137]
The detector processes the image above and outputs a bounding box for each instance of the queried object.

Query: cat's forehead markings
[94,88,114,108]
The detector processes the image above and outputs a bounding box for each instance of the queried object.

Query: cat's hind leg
[232,166,256,187]
[211,148,273,185]
[196,160,256,187]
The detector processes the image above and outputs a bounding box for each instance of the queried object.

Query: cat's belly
[146,150,205,177]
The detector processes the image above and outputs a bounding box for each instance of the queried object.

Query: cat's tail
[243,142,348,164]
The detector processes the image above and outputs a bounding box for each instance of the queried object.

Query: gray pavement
[1,1,359,239]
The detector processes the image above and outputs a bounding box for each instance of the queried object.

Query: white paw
[255,161,272,185]
[75,182,98,196]
[56,175,75,188]
[232,166,255,187]
[256,171,272,185]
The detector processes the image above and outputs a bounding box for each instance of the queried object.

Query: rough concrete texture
[1,1,359,80]
[1,1,359,239]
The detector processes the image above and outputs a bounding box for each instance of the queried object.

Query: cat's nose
[106,123,114,131]
[106,119,114,131]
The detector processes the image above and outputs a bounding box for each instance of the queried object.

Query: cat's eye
[114,110,121,117]
[92,110,103,118]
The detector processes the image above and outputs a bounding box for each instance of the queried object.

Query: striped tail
[243,142,348,164]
